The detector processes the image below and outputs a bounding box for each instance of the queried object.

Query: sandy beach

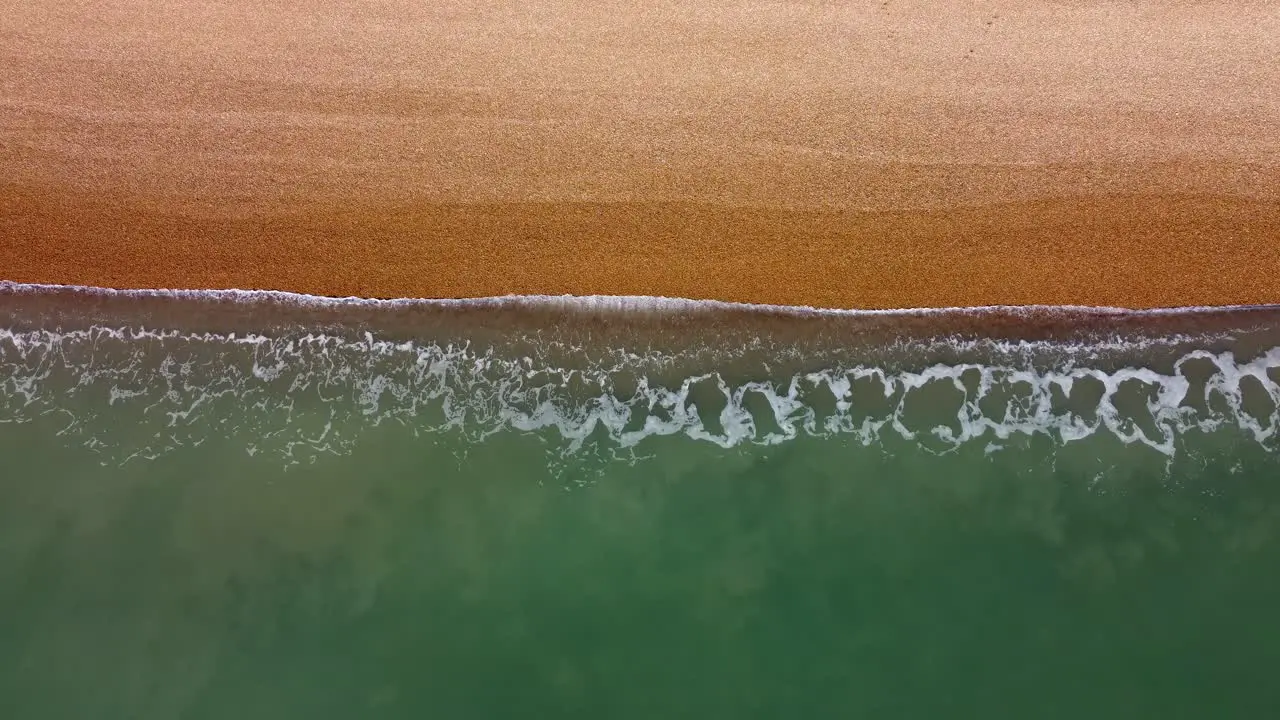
[3,0,1279,309]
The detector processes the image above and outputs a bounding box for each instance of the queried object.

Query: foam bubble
[1,324,1277,466]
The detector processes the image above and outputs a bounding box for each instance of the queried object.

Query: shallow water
[2,284,1280,717]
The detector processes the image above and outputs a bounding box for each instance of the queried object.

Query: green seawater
[3,291,1280,718]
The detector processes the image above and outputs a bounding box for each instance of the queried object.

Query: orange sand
[3,1,1279,309]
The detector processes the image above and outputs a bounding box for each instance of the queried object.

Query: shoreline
[6,280,1280,318]
[7,281,1280,365]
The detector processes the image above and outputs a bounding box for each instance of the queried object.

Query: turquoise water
[3,285,1280,717]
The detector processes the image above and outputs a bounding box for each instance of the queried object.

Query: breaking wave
[1,324,1277,466]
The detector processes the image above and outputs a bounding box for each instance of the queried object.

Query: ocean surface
[3,281,1280,718]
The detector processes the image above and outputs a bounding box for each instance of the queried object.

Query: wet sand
[3,1,1279,309]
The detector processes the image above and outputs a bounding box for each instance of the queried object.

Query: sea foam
[1,323,1277,466]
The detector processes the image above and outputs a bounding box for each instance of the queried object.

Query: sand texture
[3,0,1279,308]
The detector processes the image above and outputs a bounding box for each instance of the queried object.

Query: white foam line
[3,280,1277,317]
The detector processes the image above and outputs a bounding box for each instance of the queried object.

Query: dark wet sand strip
[3,189,1279,309]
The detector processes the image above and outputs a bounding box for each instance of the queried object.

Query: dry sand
[3,0,1279,309]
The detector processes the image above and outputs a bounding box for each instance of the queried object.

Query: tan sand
[3,0,1279,309]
